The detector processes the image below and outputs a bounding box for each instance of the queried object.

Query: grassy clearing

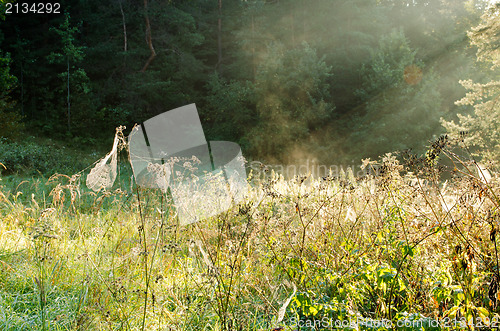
[0,138,499,330]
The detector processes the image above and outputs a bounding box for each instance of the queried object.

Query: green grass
[0,139,499,330]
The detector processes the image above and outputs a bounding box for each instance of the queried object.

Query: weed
[0,137,499,330]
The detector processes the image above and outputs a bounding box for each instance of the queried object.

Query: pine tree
[351,30,444,159]
[0,1,23,139]
[47,12,89,134]
[441,4,500,162]
[248,42,334,161]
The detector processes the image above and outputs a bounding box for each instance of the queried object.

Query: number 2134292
[5,3,61,14]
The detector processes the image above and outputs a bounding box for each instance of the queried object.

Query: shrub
[0,138,85,175]
[0,110,24,140]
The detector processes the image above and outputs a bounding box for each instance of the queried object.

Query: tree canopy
[0,0,495,164]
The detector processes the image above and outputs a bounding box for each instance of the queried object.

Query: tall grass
[0,137,499,330]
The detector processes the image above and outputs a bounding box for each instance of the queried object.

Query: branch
[118,0,127,52]
[140,0,156,72]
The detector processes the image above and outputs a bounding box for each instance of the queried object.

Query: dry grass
[0,138,499,330]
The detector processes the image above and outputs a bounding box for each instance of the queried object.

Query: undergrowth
[0,136,499,330]
[0,137,96,176]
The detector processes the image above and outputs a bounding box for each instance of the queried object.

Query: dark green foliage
[47,12,89,134]
[0,50,23,140]
[0,0,492,164]
[0,138,86,175]
[203,73,256,147]
[350,30,444,159]
[0,108,24,140]
[249,42,334,161]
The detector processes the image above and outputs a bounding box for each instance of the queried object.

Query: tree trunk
[119,0,127,52]
[140,0,156,72]
[20,61,24,117]
[302,0,306,41]
[216,0,222,69]
[67,57,71,132]
[251,14,256,79]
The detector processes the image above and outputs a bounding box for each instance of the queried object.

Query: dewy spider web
[87,104,248,225]
[86,126,127,192]
[128,104,248,225]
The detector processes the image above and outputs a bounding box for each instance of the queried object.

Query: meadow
[0,135,499,331]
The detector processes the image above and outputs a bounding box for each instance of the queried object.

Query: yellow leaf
[476,306,489,318]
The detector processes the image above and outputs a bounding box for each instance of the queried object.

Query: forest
[0,0,500,330]
[0,0,496,165]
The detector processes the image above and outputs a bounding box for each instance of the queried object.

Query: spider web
[86,126,126,192]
